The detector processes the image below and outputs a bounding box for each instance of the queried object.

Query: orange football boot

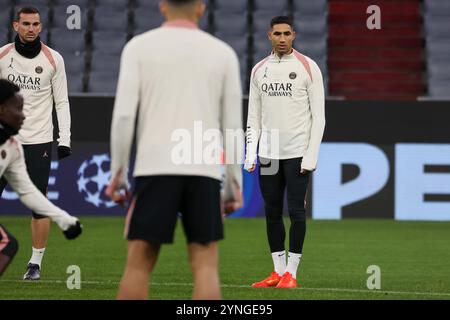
[251,272,282,288]
[275,272,297,288]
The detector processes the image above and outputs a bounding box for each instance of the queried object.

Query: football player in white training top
[0,79,81,278]
[245,16,325,289]
[0,6,72,280]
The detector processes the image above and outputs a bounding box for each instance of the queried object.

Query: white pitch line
[1,279,450,298]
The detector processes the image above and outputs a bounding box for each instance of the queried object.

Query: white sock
[29,247,46,268]
[271,251,286,276]
[286,252,302,279]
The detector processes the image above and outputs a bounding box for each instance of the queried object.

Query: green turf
[1,217,450,300]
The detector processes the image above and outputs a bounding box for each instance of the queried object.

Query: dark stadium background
[1,0,449,221]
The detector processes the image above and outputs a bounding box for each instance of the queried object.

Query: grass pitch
[1,217,450,300]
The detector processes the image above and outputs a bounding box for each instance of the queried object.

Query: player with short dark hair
[245,16,325,288]
[0,78,81,278]
[14,6,40,22]
[270,15,294,29]
[0,6,72,280]
[106,0,243,300]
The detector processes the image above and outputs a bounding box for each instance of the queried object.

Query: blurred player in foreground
[0,79,81,278]
[245,16,325,288]
[106,0,243,300]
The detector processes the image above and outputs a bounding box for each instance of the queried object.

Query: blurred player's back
[115,21,242,179]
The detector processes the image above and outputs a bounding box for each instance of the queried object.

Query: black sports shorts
[126,175,223,245]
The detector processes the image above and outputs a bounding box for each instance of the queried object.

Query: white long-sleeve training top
[0,136,76,230]
[0,43,71,147]
[245,49,325,171]
[111,20,243,193]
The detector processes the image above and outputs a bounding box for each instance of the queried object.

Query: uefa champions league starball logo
[77,154,117,208]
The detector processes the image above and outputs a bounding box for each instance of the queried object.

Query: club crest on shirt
[289,72,297,80]
[1,150,6,159]
[35,66,43,74]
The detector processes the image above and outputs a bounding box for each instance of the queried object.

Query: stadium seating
[0,9,11,28]
[39,31,48,44]
[253,0,290,12]
[92,8,129,32]
[214,31,250,90]
[85,0,131,93]
[91,30,127,54]
[216,35,248,54]
[87,70,119,94]
[214,0,249,13]
[0,6,11,43]
[133,0,159,11]
[49,4,88,93]
[212,0,250,90]
[66,74,85,92]
[0,28,9,46]
[292,1,328,92]
[133,9,164,35]
[214,14,248,36]
[292,0,327,15]
[424,0,450,99]
[50,30,86,55]
[52,5,89,30]
[63,53,86,74]
[95,0,130,11]
[0,0,12,6]
[328,0,424,100]
[132,0,210,33]
[90,51,120,73]
[251,33,271,63]
[53,0,90,6]
[15,0,49,4]
[294,18,327,39]
[0,0,334,95]
[64,51,86,93]
[88,49,121,94]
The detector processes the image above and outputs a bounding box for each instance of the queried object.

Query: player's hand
[222,179,243,216]
[57,146,71,160]
[105,168,131,207]
[244,161,256,173]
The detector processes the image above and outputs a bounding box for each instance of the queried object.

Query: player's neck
[14,34,41,59]
[274,48,293,59]
[165,12,199,25]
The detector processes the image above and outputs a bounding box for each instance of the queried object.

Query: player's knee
[265,207,283,222]
[289,210,306,223]
[261,192,283,207]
